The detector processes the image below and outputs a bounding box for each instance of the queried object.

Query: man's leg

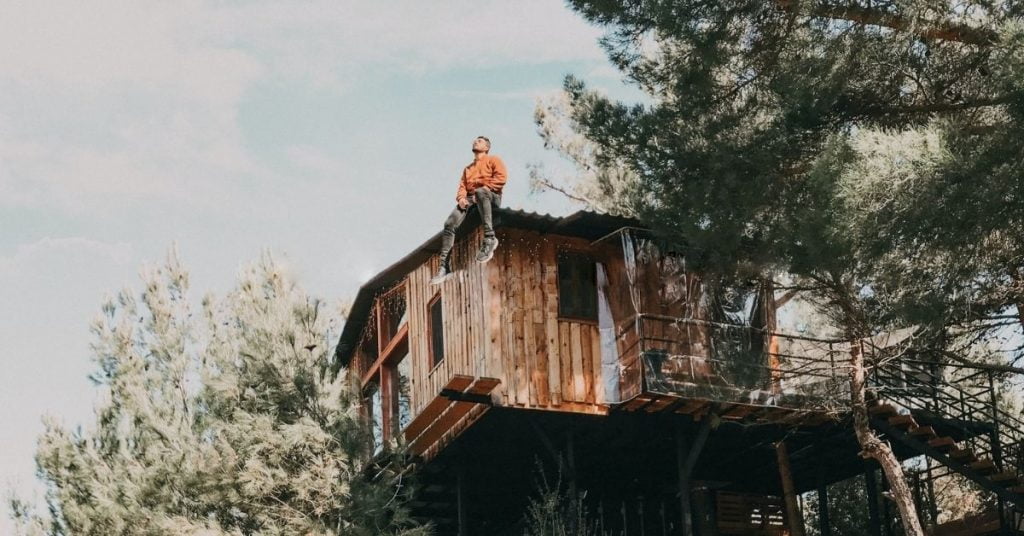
[432,204,468,284]
[474,187,498,238]
[474,187,501,263]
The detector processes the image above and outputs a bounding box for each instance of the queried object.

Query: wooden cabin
[335,209,837,452]
[335,208,1024,535]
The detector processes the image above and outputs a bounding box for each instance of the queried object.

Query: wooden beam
[404,375,473,443]
[409,377,501,455]
[361,323,409,387]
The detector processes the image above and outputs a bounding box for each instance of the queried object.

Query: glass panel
[558,251,598,320]
[395,352,412,432]
[430,297,444,366]
[364,382,383,454]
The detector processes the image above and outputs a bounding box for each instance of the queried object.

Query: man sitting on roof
[430,136,507,285]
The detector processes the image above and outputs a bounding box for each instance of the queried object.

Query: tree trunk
[850,342,926,536]
[775,441,806,536]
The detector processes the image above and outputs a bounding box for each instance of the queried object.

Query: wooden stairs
[867,398,1024,508]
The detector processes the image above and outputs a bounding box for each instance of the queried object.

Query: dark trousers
[439,187,501,266]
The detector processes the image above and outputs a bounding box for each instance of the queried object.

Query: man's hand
[458,197,471,210]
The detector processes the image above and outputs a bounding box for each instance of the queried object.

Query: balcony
[616,314,850,420]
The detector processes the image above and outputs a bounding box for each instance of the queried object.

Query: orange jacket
[456,154,507,204]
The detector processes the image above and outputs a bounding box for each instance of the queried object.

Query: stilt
[457,461,468,536]
[817,460,831,536]
[881,470,893,536]
[566,429,577,500]
[865,462,882,536]
[911,472,925,527]
[676,418,713,536]
[676,427,693,536]
[775,441,806,536]
[925,457,938,527]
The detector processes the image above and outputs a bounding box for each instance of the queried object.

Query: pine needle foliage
[545,0,1024,343]
[9,251,429,536]
[522,469,599,536]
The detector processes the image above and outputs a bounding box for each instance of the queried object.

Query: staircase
[864,346,1024,525]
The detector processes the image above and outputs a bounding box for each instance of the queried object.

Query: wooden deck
[404,375,501,459]
[614,392,837,426]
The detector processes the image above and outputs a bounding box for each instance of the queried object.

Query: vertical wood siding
[402,227,706,419]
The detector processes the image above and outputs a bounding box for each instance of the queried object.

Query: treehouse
[335,208,1024,536]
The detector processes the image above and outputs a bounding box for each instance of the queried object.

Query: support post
[677,418,713,536]
[775,441,805,536]
[567,429,577,502]
[676,427,693,536]
[987,371,1010,536]
[925,458,938,527]
[865,462,882,536]
[817,471,831,536]
[457,461,468,536]
[881,470,893,536]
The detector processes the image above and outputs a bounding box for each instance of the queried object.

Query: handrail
[867,347,1024,485]
[633,313,849,344]
[617,314,1024,465]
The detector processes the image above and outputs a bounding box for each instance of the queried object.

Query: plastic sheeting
[614,230,847,410]
[597,263,621,403]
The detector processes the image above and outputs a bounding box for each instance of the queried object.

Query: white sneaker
[430,264,452,285]
[476,237,499,263]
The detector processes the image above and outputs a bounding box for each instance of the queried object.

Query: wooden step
[1008,486,1024,495]
[870,403,898,417]
[909,426,937,440]
[950,448,978,463]
[928,436,956,451]
[990,471,1020,485]
[970,459,998,475]
[888,414,918,430]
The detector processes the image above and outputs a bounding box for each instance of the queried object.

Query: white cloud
[0,4,613,531]
[0,1,606,216]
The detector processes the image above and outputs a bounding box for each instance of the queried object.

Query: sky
[0,1,643,531]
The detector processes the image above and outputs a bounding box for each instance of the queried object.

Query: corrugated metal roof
[333,207,642,369]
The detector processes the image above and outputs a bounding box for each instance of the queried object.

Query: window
[392,352,412,433]
[376,283,407,354]
[557,251,597,321]
[363,381,383,453]
[428,294,445,367]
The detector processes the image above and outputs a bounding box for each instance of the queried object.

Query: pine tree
[542,2,1024,534]
[8,251,429,536]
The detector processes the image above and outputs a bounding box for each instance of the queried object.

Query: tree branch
[777,0,999,46]
[530,176,592,205]
[855,93,1021,117]
[938,349,1024,376]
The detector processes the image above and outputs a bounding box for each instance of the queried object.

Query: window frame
[427,292,445,369]
[556,249,599,323]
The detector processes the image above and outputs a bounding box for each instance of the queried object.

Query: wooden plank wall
[494,229,607,410]
[401,226,710,420]
[406,227,491,417]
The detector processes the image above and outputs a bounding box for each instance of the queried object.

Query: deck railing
[864,340,1024,485]
[616,314,850,410]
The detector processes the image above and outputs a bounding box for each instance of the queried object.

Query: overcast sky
[0,1,644,530]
